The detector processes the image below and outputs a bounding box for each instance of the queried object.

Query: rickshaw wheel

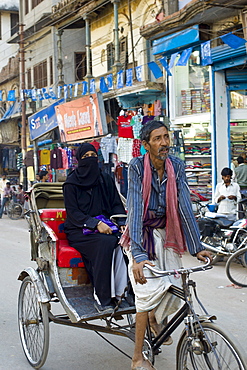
[18,276,49,369]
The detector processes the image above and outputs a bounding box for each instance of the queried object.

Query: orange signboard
[55,93,108,142]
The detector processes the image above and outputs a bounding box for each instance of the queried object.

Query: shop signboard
[54,93,108,142]
[28,99,64,141]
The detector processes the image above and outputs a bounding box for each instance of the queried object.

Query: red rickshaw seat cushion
[39,208,85,268]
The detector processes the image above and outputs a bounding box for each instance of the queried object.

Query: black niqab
[64,143,100,188]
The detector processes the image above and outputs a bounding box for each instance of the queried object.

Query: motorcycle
[197,198,247,264]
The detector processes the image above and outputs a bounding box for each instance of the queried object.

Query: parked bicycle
[226,245,247,287]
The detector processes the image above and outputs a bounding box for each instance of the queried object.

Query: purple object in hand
[82,215,119,235]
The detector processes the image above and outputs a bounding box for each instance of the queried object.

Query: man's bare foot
[131,358,156,370]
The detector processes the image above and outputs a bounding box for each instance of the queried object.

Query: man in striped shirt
[125,120,211,370]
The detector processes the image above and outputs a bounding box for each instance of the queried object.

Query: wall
[0,11,19,70]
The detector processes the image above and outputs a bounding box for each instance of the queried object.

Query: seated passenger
[63,143,128,314]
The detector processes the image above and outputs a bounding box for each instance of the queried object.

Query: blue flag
[7,90,16,101]
[201,41,212,66]
[49,87,57,99]
[148,61,163,79]
[107,74,113,89]
[74,83,79,97]
[37,89,44,101]
[31,89,37,101]
[169,53,179,69]
[176,47,193,66]
[126,68,133,86]
[0,90,2,101]
[135,66,142,82]
[64,85,68,99]
[220,33,246,49]
[82,81,88,95]
[90,79,96,94]
[57,85,62,99]
[117,70,124,89]
[100,77,109,93]
[159,57,172,76]
[42,88,51,99]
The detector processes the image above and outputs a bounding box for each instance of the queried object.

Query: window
[50,56,53,85]
[107,43,115,71]
[75,52,86,81]
[33,60,47,88]
[27,68,32,89]
[25,0,29,15]
[120,37,128,68]
[10,13,19,37]
[32,0,44,9]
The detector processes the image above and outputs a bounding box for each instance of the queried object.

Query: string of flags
[0,32,246,103]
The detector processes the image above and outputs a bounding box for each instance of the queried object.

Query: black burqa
[63,143,126,306]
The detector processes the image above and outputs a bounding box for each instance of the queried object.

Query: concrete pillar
[214,70,230,183]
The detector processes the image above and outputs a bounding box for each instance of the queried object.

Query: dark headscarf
[65,143,100,188]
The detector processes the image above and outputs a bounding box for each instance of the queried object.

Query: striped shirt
[126,155,204,263]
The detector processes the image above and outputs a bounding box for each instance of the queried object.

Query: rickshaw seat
[39,208,85,268]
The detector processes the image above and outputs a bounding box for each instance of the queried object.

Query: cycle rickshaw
[18,182,247,369]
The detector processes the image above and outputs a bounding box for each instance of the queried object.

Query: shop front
[152,25,213,200]
[211,43,247,183]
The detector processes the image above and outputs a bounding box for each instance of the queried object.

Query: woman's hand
[97,221,112,234]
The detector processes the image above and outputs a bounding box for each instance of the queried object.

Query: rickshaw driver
[120,120,211,370]
[63,143,129,314]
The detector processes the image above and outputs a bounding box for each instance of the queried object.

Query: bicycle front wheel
[7,202,23,220]
[177,322,247,370]
[226,247,247,287]
[18,276,49,368]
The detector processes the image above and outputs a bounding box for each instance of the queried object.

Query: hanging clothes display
[117,112,134,138]
[100,135,118,164]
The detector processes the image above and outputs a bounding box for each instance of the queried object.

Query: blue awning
[0,101,21,122]
[152,25,200,56]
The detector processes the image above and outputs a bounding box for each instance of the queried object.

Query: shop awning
[152,25,200,56]
[0,101,21,122]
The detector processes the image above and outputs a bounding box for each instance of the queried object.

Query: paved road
[0,216,246,369]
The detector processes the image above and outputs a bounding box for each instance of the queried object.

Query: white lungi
[127,228,182,324]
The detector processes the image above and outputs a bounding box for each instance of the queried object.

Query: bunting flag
[0,91,2,101]
[176,47,193,66]
[57,85,62,99]
[42,88,51,100]
[107,74,113,89]
[117,70,124,89]
[90,79,96,94]
[82,81,88,95]
[7,90,16,101]
[68,84,73,97]
[64,85,68,99]
[159,57,172,76]
[37,89,44,100]
[49,87,57,99]
[135,66,142,82]
[20,89,25,101]
[126,68,133,86]
[100,77,109,93]
[201,41,212,66]
[220,32,246,49]
[169,52,179,69]
[32,89,37,101]
[74,83,79,97]
[147,61,163,79]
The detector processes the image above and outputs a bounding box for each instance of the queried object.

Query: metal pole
[57,29,64,85]
[84,14,92,78]
[112,0,121,68]
[19,1,27,190]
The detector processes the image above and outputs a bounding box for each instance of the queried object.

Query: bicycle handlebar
[144,257,212,277]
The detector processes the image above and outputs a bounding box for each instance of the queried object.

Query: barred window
[34,60,47,88]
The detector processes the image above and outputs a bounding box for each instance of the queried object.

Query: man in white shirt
[214,167,241,220]
[0,173,7,205]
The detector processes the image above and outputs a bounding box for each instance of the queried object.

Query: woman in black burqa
[63,143,127,313]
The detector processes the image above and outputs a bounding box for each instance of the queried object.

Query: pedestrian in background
[0,173,7,206]
[39,170,49,182]
[235,156,247,196]
[0,182,13,218]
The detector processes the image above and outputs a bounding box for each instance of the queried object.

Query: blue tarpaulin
[0,101,21,122]
[153,25,200,56]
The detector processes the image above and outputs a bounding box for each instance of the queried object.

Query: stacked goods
[181,89,192,115]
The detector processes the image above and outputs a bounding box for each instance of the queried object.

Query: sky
[0,1,19,8]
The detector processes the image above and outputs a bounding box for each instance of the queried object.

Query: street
[0,216,246,370]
